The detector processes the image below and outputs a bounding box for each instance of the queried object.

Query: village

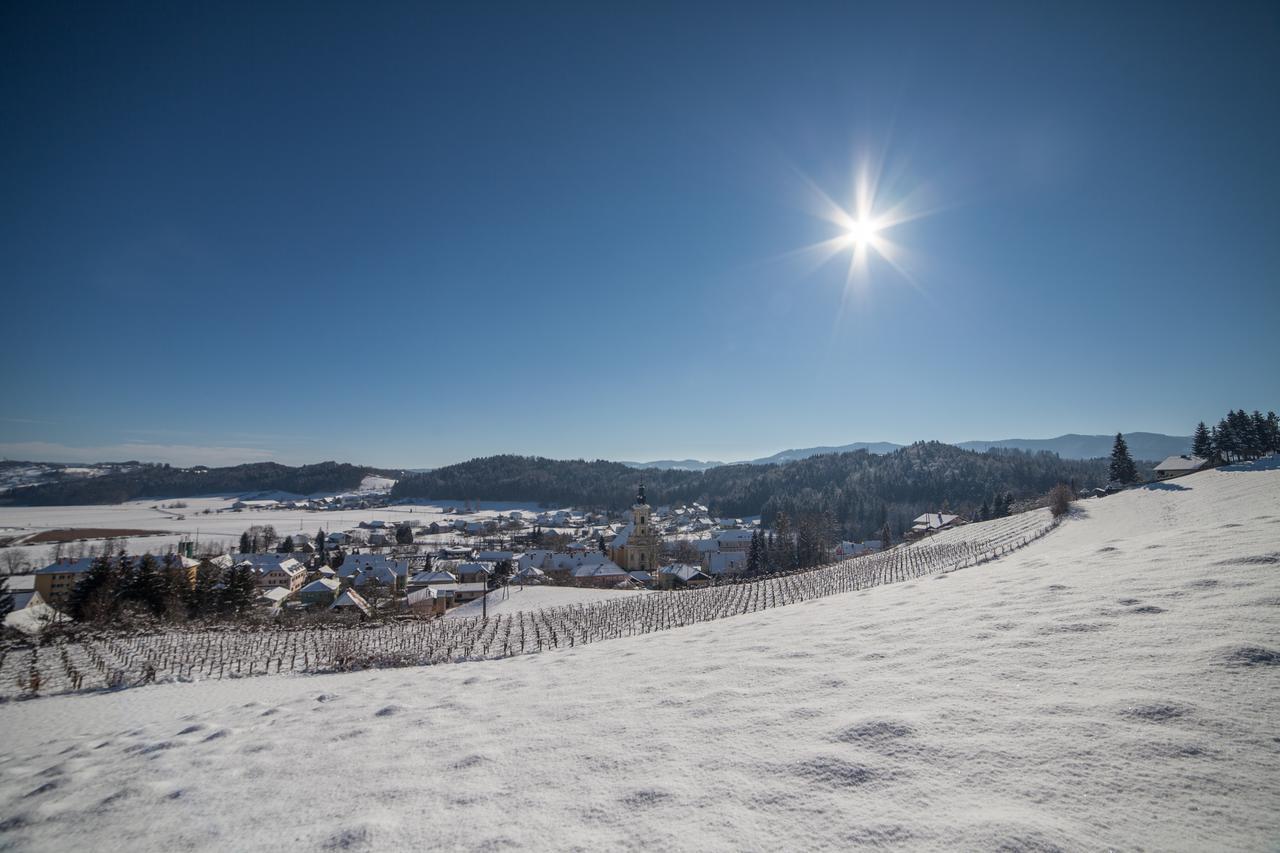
[8,484,943,628]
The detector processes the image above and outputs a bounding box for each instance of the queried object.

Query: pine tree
[1192,421,1213,461]
[280,535,295,553]
[1109,433,1139,484]
[186,558,222,618]
[1266,411,1280,455]
[68,554,120,622]
[879,523,892,548]
[239,531,252,554]
[978,499,990,522]
[316,528,327,552]
[0,576,13,621]
[219,564,257,615]
[746,531,761,575]
[123,554,166,616]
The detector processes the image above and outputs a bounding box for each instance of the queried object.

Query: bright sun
[846,217,881,247]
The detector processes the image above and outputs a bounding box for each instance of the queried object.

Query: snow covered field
[443,584,649,619]
[0,462,1277,850]
[0,498,567,569]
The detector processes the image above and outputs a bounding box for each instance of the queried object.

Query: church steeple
[636,483,647,505]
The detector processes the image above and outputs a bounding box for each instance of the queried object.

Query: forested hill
[391,443,1122,538]
[1,462,374,506]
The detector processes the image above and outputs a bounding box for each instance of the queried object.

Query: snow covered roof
[410,571,459,585]
[571,561,627,578]
[36,558,95,575]
[660,564,710,582]
[330,588,371,615]
[1155,454,1208,473]
[301,578,340,593]
[911,513,959,530]
[610,522,634,549]
[230,554,304,575]
[257,587,292,603]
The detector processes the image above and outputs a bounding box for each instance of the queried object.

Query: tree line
[392,442,1118,540]
[1192,409,1279,464]
[1,461,380,506]
[66,553,261,624]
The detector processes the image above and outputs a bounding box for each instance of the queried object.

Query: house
[256,586,292,609]
[570,560,629,587]
[659,563,712,588]
[510,565,547,585]
[475,550,515,564]
[5,576,42,612]
[835,540,881,558]
[1154,454,1208,480]
[707,551,748,576]
[714,529,755,552]
[298,577,341,606]
[407,570,487,603]
[330,588,371,617]
[229,554,307,592]
[406,585,449,616]
[910,513,961,536]
[346,561,402,590]
[33,558,96,605]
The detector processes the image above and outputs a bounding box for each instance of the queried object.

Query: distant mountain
[624,433,1190,470]
[620,459,728,472]
[954,433,1191,461]
[748,442,903,465]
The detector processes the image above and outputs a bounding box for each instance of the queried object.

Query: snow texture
[0,462,1277,851]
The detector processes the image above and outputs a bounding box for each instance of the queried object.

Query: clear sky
[2,2,1277,468]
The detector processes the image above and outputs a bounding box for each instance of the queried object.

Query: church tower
[624,483,660,573]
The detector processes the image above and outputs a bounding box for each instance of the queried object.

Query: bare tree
[1048,483,1075,518]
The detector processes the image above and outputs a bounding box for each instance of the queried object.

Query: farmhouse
[1154,454,1209,480]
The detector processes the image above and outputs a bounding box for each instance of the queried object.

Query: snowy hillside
[0,461,1276,850]
[443,585,648,619]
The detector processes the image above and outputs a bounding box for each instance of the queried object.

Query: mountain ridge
[623,432,1191,470]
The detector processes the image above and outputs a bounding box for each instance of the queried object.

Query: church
[609,484,661,573]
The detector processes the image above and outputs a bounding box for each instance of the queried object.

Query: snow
[0,461,1277,850]
[443,584,648,619]
[0,498,572,570]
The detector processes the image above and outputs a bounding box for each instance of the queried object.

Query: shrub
[1048,483,1074,518]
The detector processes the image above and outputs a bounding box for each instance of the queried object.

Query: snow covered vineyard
[0,510,1056,699]
[1,462,1278,851]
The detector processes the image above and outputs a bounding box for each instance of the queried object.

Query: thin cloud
[0,441,277,467]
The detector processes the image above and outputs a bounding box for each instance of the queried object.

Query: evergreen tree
[316,528,327,552]
[978,499,990,522]
[0,576,13,621]
[746,531,761,575]
[879,523,892,548]
[186,558,222,618]
[395,524,414,545]
[239,531,252,554]
[280,535,295,553]
[219,564,257,615]
[1109,433,1139,484]
[1192,421,1213,460]
[68,554,120,622]
[1266,411,1280,455]
[122,554,166,616]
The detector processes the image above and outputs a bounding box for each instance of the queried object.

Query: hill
[392,443,1120,538]
[0,461,376,506]
[0,461,1274,850]
[625,433,1191,469]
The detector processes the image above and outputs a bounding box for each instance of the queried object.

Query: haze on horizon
[3,3,1277,470]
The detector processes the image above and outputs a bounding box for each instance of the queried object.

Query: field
[0,461,1276,850]
[0,497,569,570]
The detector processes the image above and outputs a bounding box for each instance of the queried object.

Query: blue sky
[2,2,1277,468]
